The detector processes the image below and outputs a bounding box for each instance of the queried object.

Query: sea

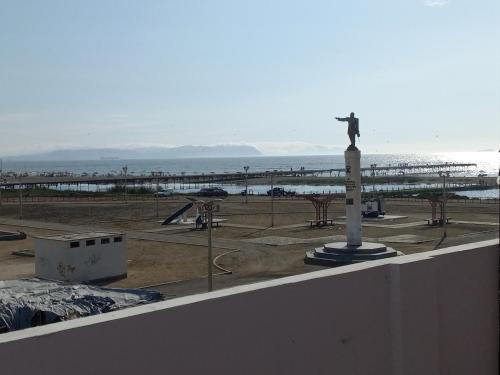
[2,152,498,198]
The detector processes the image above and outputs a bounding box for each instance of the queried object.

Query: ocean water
[2,152,498,176]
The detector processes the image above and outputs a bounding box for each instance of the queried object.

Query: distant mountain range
[5,145,263,161]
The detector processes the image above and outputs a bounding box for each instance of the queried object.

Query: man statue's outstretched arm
[335,117,348,122]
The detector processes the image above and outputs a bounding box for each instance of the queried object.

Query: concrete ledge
[0,239,497,375]
[1,239,497,343]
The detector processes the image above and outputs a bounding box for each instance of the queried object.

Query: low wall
[0,240,498,375]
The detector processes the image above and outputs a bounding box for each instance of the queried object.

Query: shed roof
[34,232,124,242]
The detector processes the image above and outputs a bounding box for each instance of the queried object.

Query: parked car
[267,187,296,197]
[153,189,174,198]
[197,187,228,197]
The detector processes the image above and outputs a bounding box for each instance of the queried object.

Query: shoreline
[243,175,498,187]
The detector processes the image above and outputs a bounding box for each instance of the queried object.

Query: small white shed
[34,232,127,283]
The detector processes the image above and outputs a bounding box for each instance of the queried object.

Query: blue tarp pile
[0,279,162,332]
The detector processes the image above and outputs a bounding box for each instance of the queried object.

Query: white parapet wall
[34,232,127,282]
[1,239,498,375]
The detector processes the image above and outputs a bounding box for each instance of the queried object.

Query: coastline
[244,176,498,187]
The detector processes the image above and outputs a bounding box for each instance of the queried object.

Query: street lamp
[370,163,377,193]
[122,165,128,201]
[18,182,23,219]
[155,178,160,217]
[202,200,221,292]
[243,166,249,204]
[0,159,3,208]
[188,197,222,292]
[269,172,275,227]
[440,171,450,237]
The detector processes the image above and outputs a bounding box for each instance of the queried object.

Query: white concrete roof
[34,232,124,242]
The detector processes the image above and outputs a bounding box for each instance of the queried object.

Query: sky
[1,0,499,156]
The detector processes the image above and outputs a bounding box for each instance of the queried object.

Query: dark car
[267,187,296,197]
[197,187,228,197]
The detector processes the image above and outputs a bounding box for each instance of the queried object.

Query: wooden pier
[0,162,477,190]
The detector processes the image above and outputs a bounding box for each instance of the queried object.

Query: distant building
[34,232,127,282]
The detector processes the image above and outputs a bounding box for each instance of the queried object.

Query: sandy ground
[0,195,498,298]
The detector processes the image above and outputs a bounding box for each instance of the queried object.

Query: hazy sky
[1,0,499,155]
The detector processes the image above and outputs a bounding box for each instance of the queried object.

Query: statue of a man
[335,112,360,150]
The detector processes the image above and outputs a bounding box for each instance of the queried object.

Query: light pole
[155,178,159,218]
[270,172,275,227]
[441,171,449,236]
[207,205,213,291]
[122,165,128,201]
[0,159,3,208]
[370,163,377,193]
[201,200,220,292]
[243,166,249,204]
[18,183,23,219]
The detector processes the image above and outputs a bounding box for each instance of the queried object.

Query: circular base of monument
[304,242,399,267]
[323,242,387,254]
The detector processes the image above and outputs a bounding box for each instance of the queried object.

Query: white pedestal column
[344,149,362,246]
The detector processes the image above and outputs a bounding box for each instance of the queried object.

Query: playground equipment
[161,202,194,225]
[161,199,226,229]
[304,194,336,227]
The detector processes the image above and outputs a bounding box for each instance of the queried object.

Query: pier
[0,162,477,190]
